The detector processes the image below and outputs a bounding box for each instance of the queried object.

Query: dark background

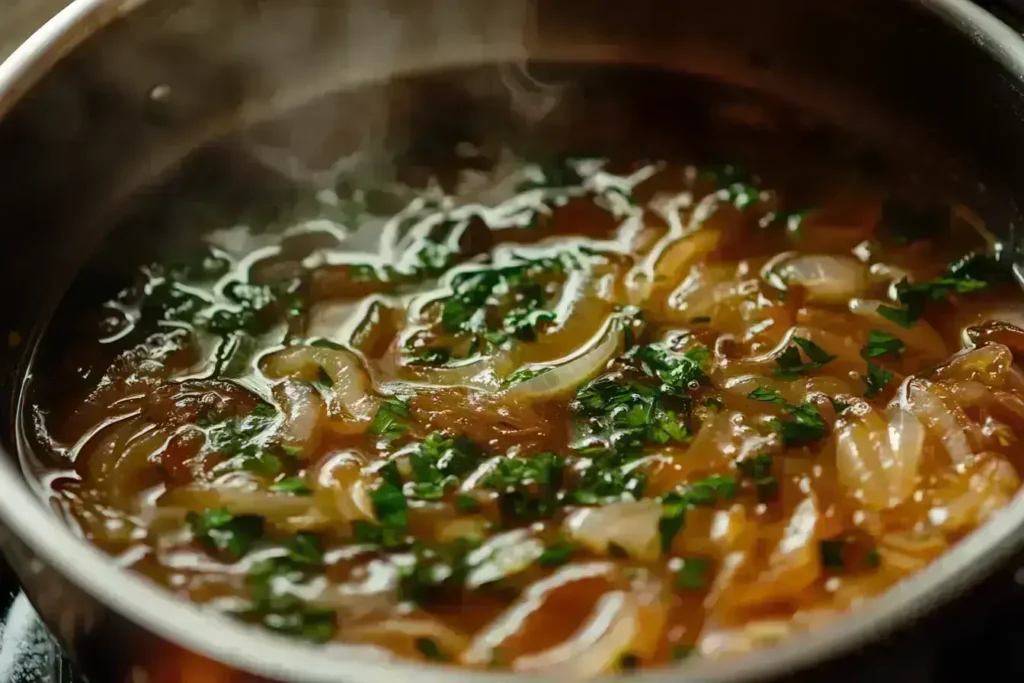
[2,1,1024,681]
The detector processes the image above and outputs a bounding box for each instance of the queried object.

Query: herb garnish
[369,397,411,441]
[736,453,778,502]
[820,539,846,571]
[187,507,264,559]
[863,362,894,399]
[748,387,786,405]
[773,337,836,379]
[269,476,312,496]
[862,330,905,358]
[659,475,738,552]
[538,541,577,567]
[408,432,483,500]
[772,401,827,446]
[633,342,711,395]
[483,452,565,521]
[244,534,335,642]
[416,637,449,662]
[674,557,711,590]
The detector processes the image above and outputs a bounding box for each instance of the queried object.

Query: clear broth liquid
[20,64,1024,677]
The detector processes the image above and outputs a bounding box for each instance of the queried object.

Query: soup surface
[23,83,1024,677]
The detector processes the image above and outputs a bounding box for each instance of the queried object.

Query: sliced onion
[727,496,821,609]
[461,563,639,678]
[929,454,1020,533]
[514,591,638,677]
[517,270,615,364]
[157,486,315,521]
[833,405,923,510]
[505,317,622,400]
[310,558,397,621]
[273,380,324,458]
[565,499,662,562]
[901,379,973,467]
[404,354,512,392]
[262,345,378,422]
[717,325,861,374]
[699,620,794,658]
[934,344,1014,389]
[763,253,867,304]
[649,228,723,301]
[344,617,470,662]
[465,529,545,588]
[314,450,375,523]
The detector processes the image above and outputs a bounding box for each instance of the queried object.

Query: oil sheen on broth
[24,85,1024,677]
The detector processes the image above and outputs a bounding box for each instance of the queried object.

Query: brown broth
[21,68,1024,677]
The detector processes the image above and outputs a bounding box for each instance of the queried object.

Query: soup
[22,69,1024,677]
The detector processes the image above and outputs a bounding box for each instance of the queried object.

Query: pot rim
[3,1,1024,681]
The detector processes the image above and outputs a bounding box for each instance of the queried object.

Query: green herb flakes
[773,337,836,379]
[416,637,449,662]
[862,330,906,359]
[772,401,827,446]
[674,557,711,590]
[748,387,785,405]
[369,397,411,441]
[863,362,894,399]
[187,508,263,559]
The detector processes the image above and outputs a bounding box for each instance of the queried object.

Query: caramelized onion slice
[505,317,622,400]
[834,405,923,510]
[901,379,974,467]
[565,499,662,563]
[764,253,868,304]
[261,345,378,422]
[461,563,642,679]
[273,380,324,458]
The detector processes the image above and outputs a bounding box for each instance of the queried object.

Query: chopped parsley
[483,452,565,521]
[203,403,278,459]
[633,342,711,395]
[772,401,827,446]
[269,476,312,496]
[674,557,711,590]
[773,337,836,379]
[862,330,905,358]
[863,362,894,399]
[408,432,483,500]
[398,538,479,606]
[369,397,411,441]
[538,541,577,567]
[659,475,738,552]
[820,539,846,571]
[416,637,449,662]
[244,534,334,642]
[747,387,785,405]
[371,481,409,528]
[408,347,452,366]
[878,263,994,328]
[438,253,581,352]
[187,508,264,559]
[671,644,696,661]
[455,494,480,513]
[736,453,778,502]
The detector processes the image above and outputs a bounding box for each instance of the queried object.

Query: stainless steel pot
[2,1,1024,681]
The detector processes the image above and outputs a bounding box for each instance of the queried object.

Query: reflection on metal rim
[1,1,1024,681]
